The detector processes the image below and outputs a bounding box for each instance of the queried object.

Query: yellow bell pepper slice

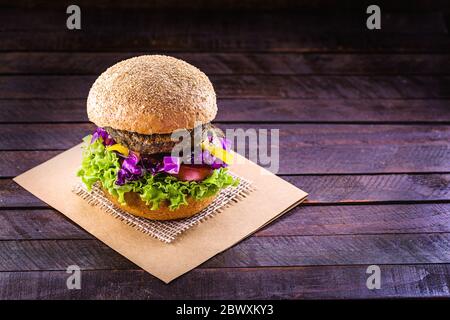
[106,143,129,157]
[201,141,235,165]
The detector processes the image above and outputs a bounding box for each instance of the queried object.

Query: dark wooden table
[1,2,450,299]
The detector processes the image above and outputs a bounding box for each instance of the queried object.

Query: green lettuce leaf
[77,135,239,211]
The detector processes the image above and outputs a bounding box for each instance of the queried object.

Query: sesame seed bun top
[87,55,217,135]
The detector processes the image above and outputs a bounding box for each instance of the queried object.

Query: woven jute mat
[72,173,253,243]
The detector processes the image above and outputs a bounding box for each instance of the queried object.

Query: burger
[77,55,238,220]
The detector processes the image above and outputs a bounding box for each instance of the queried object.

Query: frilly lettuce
[77,135,238,211]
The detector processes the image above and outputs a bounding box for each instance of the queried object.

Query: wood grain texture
[0,10,449,53]
[217,99,450,123]
[4,32,450,53]
[0,209,90,240]
[1,5,449,300]
[1,10,446,34]
[1,53,450,75]
[0,179,47,207]
[1,124,449,175]
[1,99,450,123]
[0,151,60,177]
[0,240,135,271]
[2,203,450,240]
[0,264,449,299]
[203,233,450,267]
[256,203,450,236]
[1,75,449,99]
[2,0,449,11]
[1,233,450,271]
[3,174,450,208]
[285,174,450,204]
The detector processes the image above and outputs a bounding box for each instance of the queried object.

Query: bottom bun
[102,187,217,220]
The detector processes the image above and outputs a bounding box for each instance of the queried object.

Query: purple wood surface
[1,75,449,99]
[0,265,448,299]
[1,53,450,75]
[2,233,450,271]
[0,7,449,299]
[2,203,450,240]
[1,99,450,123]
[1,124,449,175]
[3,174,450,208]
[0,10,449,52]
[1,0,449,11]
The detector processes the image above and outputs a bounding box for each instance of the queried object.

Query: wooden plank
[285,174,450,204]
[1,151,60,177]
[2,0,449,12]
[1,233,450,271]
[1,99,450,124]
[2,203,450,240]
[1,124,449,174]
[2,32,450,53]
[0,239,135,271]
[0,179,46,207]
[256,203,450,236]
[221,124,450,174]
[3,174,450,208]
[2,53,450,75]
[0,209,91,240]
[217,99,450,123]
[3,141,450,176]
[0,124,92,151]
[0,265,449,299]
[1,10,446,34]
[203,233,450,267]
[1,10,449,53]
[1,75,449,99]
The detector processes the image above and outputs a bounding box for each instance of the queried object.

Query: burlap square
[72,173,252,243]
